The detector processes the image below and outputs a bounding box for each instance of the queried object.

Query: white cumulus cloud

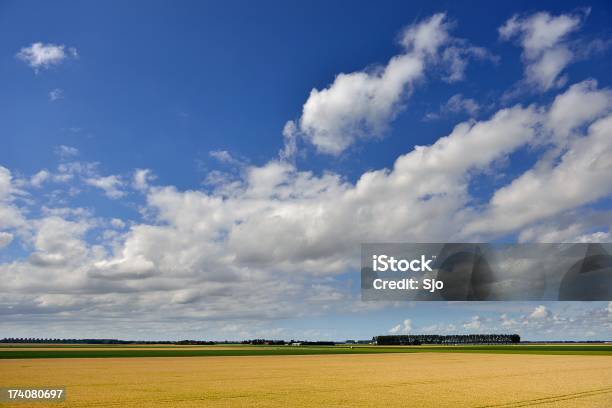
[499,10,586,91]
[132,169,155,192]
[16,42,78,72]
[30,170,51,188]
[389,319,413,334]
[0,231,13,248]
[297,13,493,155]
[463,315,482,330]
[465,80,612,236]
[529,305,551,320]
[85,175,125,199]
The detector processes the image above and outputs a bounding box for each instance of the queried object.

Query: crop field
[1,343,612,359]
[1,349,612,407]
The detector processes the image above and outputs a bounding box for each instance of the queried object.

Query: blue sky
[1,0,612,341]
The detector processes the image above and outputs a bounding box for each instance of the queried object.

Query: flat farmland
[1,352,612,407]
[2,344,612,359]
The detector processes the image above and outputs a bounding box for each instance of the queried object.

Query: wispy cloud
[55,145,79,158]
[84,175,125,199]
[49,88,64,102]
[424,93,480,120]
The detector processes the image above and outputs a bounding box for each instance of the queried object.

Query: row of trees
[1,338,339,345]
[1,338,137,344]
[375,334,520,345]
[3,336,522,346]
[241,339,286,345]
[175,340,216,345]
[241,339,337,346]
[0,338,216,345]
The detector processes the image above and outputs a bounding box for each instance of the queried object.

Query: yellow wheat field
[1,353,612,407]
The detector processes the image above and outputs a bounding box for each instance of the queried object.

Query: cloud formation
[424,93,480,120]
[295,13,494,155]
[4,80,609,333]
[389,319,413,334]
[499,10,587,91]
[84,175,125,199]
[392,303,611,339]
[16,42,78,72]
[465,81,612,235]
[55,145,79,158]
[0,166,26,232]
[463,315,483,330]
[2,12,611,340]
[0,231,13,248]
[49,88,64,102]
[133,169,155,192]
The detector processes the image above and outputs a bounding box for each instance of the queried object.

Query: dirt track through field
[1,353,611,407]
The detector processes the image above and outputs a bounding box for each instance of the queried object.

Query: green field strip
[1,344,612,359]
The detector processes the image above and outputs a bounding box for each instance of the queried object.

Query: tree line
[241,339,336,346]
[0,338,215,345]
[374,334,520,345]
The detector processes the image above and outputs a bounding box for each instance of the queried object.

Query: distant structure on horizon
[374,334,521,345]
